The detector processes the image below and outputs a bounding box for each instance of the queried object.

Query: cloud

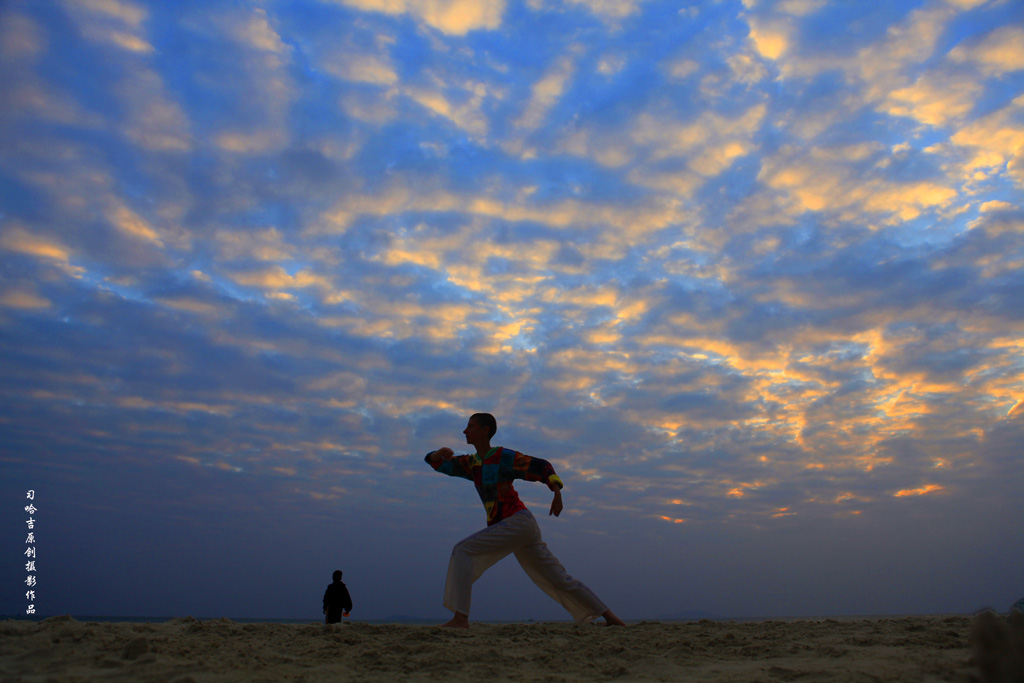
[775,0,826,16]
[515,47,579,131]
[320,29,496,135]
[229,7,288,53]
[329,53,399,85]
[757,143,957,222]
[61,0,154,53]
[557,126,635,167]
[417,0,505,34]
[117,68,192,152]
[0,226,73,263]
[71,0,147,27]
[728,53,768,85]
[154,297,224,316]
[320,25,400,88]
[326,0,505,35]
[949,25,1024,77]
[406,82,489,137]
[852,6,955,98]
[339,87,398,123]
[949,94,1024,185]
[632,104,766,164]
[561,0,649,20]
[215,130,289,154]
[880,72,982,127]
[944,0,994,9]
[225,266,333,292]
[747,17,789,60]
[0,10,46,61]
[216,229,296,263]
[0,288,51,309]
[747,3,960,106]
[322,297,483,343]
[526,0,651,22]
[596,53,626,76]
[615,103,766,195]
[1,80,104,128]
[893,483,944,497]
[627,166,703,198]
[314,181,684,252]
[666,58,699,80]
[0,12,99,129]
[107,204,165,248]
[202,7,297,154]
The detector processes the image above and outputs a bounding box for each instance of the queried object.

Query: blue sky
[2,0,1023,621]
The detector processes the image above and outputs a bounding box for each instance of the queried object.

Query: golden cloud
[108,204,164,247]
[230,8,287,53]
[0,226,72,262]
[881,73,981,127]
[71,0,147,27]
[227,266,332,291]
[893,484,944,497]
[949,25,1024,76]
[950,95,1024,177]
[332,0,505,35]
[516,48,579,131]
[760,146,956,220]
[63,0,153,53]
[216,228,295,262]
[407,84,489,137]
[748,18,789,60]
[0,289,51,310]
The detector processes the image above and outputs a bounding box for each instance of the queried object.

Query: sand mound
[0,615,982,681]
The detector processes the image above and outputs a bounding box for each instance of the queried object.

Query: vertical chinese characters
[25,490,36,615]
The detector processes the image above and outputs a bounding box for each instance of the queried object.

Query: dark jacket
[323,581,352,622]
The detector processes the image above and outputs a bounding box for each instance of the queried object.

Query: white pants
[443,510,608,624]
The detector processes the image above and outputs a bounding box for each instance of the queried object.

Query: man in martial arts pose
[425,412,625,628]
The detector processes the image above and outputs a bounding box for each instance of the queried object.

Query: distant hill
[652,610,724,621]
[379,614,446,623]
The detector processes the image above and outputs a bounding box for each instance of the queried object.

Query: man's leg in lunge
[513,519,624,625]
[441,513,534,627]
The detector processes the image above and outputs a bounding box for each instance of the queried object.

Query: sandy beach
[4,612,1019,681]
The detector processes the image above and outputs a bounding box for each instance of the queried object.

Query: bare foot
[440,612,470,628]
[602,609,626,626]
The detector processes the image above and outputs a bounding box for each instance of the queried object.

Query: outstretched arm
[425,448,476,481]
[427,447,453,464]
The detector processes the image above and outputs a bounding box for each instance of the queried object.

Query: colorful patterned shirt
[425,446,564,526]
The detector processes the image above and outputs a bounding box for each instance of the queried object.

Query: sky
[2,0,1024,622]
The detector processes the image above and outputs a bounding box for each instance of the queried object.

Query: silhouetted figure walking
[323,570,352,624]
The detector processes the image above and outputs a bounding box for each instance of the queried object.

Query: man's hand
[428,447,454,463]
[549,487,563,517]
